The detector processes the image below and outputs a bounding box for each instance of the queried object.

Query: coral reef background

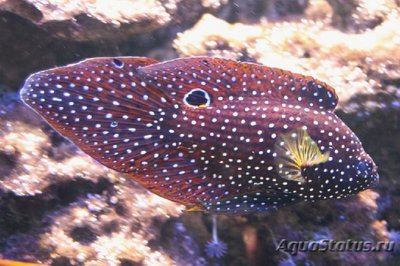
[0,0,399,265]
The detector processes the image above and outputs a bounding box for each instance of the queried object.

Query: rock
[0,108,109,196]
[0,0,227,41]
[36,182,190,266]
[0,99,209,265]
[0,99,213,265]
[174,14,263,60]
[327,0,398,32]
[0,0,227,90]
[218,0,309,22]
[174,12,400,108]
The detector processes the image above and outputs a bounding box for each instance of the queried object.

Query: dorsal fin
[141,57,338,111]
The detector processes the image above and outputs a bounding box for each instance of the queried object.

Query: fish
[19,56,379,215]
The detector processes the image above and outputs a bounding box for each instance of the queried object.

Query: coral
[204,216,227,258]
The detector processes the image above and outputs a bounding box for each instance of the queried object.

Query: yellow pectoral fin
[274,128,330,183]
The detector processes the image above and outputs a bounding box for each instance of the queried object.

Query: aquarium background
[0,0,399,265]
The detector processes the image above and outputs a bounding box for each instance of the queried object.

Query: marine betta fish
[19,57,378,257]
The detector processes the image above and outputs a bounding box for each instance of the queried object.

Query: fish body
[20,57,379,215]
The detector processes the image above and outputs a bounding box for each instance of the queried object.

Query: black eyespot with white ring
[112,59,124,68]
[183,88,212,107]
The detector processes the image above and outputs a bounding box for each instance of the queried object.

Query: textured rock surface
[1,0,400,265]
[0,0,227,41]
[327,0,398,32]
[174,11,400,108]
[0,0,225,89]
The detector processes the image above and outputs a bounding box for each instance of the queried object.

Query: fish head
[317,150,379,198]
[273,105,379,200]
[323,122,380,194]
[301,130,379,201]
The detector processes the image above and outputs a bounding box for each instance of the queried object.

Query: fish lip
[373,172,380,186]
[369,167,380,187]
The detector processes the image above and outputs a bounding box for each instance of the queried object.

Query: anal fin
[201,189,300,215]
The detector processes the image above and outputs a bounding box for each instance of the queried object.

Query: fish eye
[356,161,371,178]
[183,88,211,108]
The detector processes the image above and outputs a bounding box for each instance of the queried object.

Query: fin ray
[274,128,330,183]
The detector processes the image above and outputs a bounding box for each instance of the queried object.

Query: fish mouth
[355,158,379,188]
[370,167,380,187]
[363,163,379,188]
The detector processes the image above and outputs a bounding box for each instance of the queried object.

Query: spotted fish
[20,57,379,215]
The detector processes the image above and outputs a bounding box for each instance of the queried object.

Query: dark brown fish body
[20,57,378,214]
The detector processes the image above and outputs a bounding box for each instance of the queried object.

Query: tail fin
[20,57,171,174]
